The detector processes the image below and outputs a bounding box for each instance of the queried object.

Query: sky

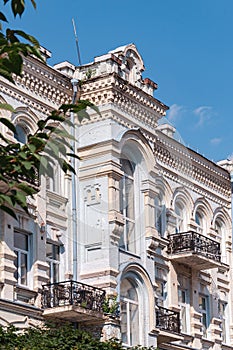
[3,0,233,162]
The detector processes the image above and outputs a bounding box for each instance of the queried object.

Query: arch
[193,197,213,235]
[172,186,194,212]
[119,128,156,175]
[212,207,231,232]
[193,197,213,219]
[172,187,193,233]
[213,208,231,264]
[123,44,145,72]
[12,106,39,135]
[155,176,172,208]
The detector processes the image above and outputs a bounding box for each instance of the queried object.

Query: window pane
[21,253,28,285]
[125,177,134,219]
[120,301,127,344]
[14,232,28,250]
[46,243,53,259]
[120,279,139,346]
[130,302,139,345]
[14,250,19,281]
[14,124,27,144]
[181,305,187,332]
[126,220,135,252]
[53,245,60,261]
[53,263,59,283]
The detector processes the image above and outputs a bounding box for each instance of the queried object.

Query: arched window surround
[12,108,38,144]
[193,199,212,236]
[118,130,154,255]
[172,190,192,234]
[213,210,231,265]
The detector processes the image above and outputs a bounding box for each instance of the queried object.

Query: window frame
[174,201,186,233]
[154,195,166,237]
[46,240,61,284]
[14,229,32,287]
[120,277,141,347]
[119,158,136,253]
[199,294,210,338]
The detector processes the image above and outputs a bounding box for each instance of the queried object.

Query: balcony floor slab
[170,252,221,270]
[43,304,105,324]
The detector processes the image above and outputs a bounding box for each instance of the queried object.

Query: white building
[0,44,232,350]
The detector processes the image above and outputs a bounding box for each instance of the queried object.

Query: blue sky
[4,0,233,162]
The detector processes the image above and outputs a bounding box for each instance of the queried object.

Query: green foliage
[0,323,158,349]
[102,295,119,316]
[0,100,95,218]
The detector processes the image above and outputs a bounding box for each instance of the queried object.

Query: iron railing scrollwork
[167,231,221,262]
[41,280,106,313]
[156,306,180,333]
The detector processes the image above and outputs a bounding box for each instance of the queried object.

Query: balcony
[156,306,182,344]
[41,280,106,324]
[167,231,221,270]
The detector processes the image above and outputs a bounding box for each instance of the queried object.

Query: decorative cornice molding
[0,56,72,114]
[153,134,231,204]
[80,73,167,129]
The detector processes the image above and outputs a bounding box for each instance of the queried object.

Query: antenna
[72,18,82,66]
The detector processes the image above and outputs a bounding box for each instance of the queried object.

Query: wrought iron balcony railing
[41,280,106,313]
[156,306,180,333]
[167,231,221,262]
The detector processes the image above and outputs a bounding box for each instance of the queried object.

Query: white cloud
[193,106,213,127]
[210,137,221,145]
[167,104,185,121]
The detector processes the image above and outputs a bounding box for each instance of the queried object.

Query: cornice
[0,56,73,114]
[153,133,231,204]
[80,73,168,129]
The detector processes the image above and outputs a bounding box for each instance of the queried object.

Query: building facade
[0,44,232,350]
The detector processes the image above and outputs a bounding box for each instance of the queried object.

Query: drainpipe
[70,78,79,281]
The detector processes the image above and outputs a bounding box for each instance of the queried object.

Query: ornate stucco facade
[0,44,232,350]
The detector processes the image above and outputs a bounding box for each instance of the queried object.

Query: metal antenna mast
[72,18,82,66]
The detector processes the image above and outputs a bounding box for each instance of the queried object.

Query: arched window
[14,123,28,144]
[155,194,166,237]
[175,201,186,233]
[215,218,226,263]
[195,209,206,234]
[120,278,139,346]
[119,158,136,253]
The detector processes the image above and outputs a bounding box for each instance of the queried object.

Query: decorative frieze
[154,133,231,203]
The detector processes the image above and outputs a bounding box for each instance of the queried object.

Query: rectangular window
[46,241,60,283]
[199,295,209,338]
[155,200,166,237]
[178,288,189,333]
[218,300,227,343]
[14,230,30,286]
[155,267,167,307]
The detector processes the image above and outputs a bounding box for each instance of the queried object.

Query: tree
[0,0,97,218]
[0,323,158,350]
